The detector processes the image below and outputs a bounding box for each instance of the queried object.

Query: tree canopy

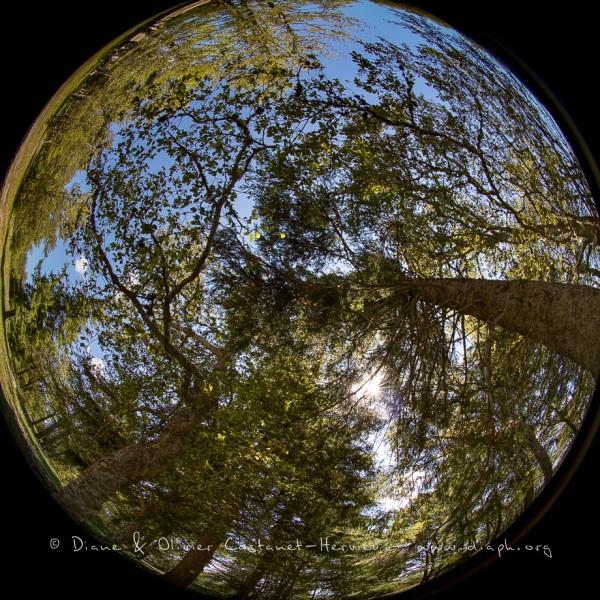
[2,1,598,598]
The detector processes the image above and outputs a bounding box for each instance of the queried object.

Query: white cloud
[75,256,88,276]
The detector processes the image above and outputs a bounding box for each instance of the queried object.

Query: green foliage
[4,2,598,598]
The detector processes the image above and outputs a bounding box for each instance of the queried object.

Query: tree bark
[54,405,210,524]
[229,561,268,600]
[3,307,16,320]
[28,412,56,426]
[404,277,600,379]
[36,420,61,440]
[160,526,224,588]
[522,425,554,486]
[482,329,555,488]
[228,507,292,599]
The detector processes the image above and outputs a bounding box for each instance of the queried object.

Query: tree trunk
[404,277,600,379]
[523,486,535,512]
[29,412,56,426]
[54,406,209,523]
[521,425,554,486]
[160,526,224,588]
[3,307,16,320]
[229,564,267,600]
[36,420,61,440]
[483,326,554,489]
[228,507,293,599]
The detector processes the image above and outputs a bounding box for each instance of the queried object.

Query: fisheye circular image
[1,1,599,598]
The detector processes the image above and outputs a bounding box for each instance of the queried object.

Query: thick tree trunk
[405,278,600,379]
[160,526,224,588]
[54,406,209,523]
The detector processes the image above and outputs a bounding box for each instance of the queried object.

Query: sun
[362,371,384,399]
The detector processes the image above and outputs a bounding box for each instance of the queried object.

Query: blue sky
[25,1,436,284]
[21,1,457,375]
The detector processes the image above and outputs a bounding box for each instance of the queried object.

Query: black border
[2,2,598,597]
